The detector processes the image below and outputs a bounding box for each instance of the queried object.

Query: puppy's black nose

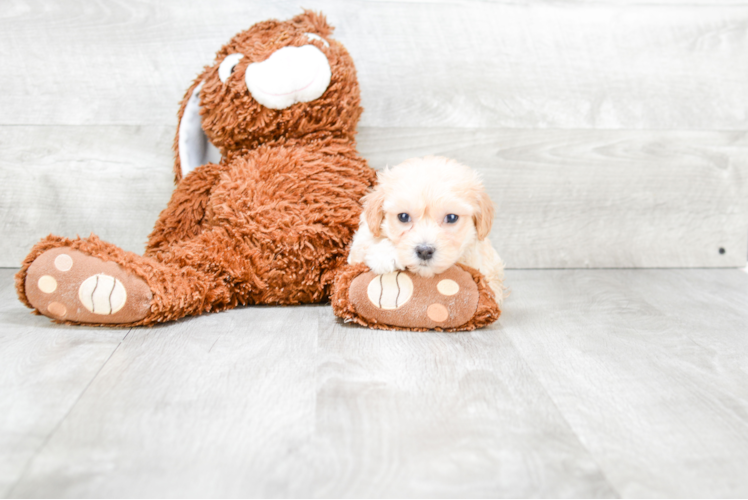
[416,244,435,261]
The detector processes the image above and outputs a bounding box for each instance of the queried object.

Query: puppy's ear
[472,189,495,240]
[362,186,386,238]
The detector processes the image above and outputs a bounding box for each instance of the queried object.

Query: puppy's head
[362,156,494,277]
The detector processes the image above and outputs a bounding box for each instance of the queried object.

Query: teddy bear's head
[175,11,362,180]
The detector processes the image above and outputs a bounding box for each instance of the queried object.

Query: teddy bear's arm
[145,162,226,255]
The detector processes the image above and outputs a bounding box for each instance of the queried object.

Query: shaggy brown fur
[16,11,376,326]
[17,11,499,331]
[331,263,501,332]
[171,12,360,183]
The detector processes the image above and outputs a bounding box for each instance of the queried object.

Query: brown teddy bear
[16,11,500,331]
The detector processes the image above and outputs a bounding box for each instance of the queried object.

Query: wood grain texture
[0,0,747,129]
[359,127,748,268]
[5,283,616,497]
[302,310,616,497]
[0,125,175,266]
[2,0,747,270]
[6,304,321,498]
[0,269,126,497]
[501,268,748,497]
[5,267,748,497]
[2,125,745,268]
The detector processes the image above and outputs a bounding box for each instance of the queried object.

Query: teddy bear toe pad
[350,266,479,329]
[25,248,152,324]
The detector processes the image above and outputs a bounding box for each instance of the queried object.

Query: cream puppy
[348,156,505,302]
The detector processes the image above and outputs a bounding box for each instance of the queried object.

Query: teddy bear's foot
[23,247,152,325]
[332,263,501,331]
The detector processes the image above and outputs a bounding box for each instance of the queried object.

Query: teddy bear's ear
[290,10,333,37]
[173,79,222,183]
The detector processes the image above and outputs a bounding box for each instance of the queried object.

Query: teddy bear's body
[17,12,376,326]
[145,139,372,311]
[17,11,499,330]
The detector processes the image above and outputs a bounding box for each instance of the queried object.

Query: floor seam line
[310,306,321,494]
[6,328,133,496]
[504,328,624,498]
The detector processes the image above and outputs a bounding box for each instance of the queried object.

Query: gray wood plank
[0,0,746,130]
[7,268,748,497]
[7,305,321,498]
[299,309,617,497]
[0,269,126,497]
[7,299,618,498]
[502,268,748,497]
[359,127,748,269]
[0,125,175,267]
[3,125,745,269]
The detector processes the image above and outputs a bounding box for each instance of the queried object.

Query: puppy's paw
[364,255,400,275]
[363,240,403,275]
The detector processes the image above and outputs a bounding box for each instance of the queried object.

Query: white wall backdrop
[1,0,747,268]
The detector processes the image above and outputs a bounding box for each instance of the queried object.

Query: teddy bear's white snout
[245,45,332,110]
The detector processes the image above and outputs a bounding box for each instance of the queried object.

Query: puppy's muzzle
[415,244,435,261]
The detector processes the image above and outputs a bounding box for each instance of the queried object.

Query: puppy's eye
[218,53,244,83]
[444,214,459,224]
[397,213,411,223]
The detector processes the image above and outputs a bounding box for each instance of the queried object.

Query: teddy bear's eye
[218,53,244,83]
[304,32,329,47]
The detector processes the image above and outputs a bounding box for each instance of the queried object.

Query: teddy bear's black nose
[416,245,435,261]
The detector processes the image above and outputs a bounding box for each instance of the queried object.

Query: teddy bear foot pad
[350,266,480,330]
[24,247,152,324]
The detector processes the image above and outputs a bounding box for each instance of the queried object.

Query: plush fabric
[178,83,222,177]
[21,245,153,325]
[16,10,500,331]
[245,44,332,109]
[16,11,376,326]
[331,263,501,332]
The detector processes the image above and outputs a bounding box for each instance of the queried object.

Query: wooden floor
[2,267,748,498]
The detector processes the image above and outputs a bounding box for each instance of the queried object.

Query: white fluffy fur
[348,156,505,302]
